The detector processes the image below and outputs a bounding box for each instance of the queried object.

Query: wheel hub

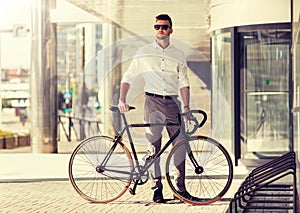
[96,166,104,173]
[195,166,204,174]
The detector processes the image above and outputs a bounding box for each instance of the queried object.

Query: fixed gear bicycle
[68,106,233,206]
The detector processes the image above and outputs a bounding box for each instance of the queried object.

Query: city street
[1,1,300,212]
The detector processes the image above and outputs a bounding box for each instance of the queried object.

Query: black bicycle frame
[98,114,180,174]
[122,113,182,172]
[99,109,206,190]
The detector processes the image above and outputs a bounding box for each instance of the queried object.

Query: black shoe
[153,189,164,203]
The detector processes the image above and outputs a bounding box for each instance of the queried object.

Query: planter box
[18,135,30,146]
[26,135,30,146]
[3,136,16,149]
[0,137,4,149]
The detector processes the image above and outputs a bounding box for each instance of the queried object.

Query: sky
[0,0,32,69]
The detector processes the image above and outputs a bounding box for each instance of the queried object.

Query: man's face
[154,20,173,40]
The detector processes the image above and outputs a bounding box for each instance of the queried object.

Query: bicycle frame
[99,108,207,195]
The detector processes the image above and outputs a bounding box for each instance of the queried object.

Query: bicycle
[68,105,233,206]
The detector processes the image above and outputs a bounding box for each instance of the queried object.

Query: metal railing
[58,115,101,142]
[229,151,297,212]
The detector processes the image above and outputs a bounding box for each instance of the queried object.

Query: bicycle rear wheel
[69,135,133,203]
[165,135,233,205]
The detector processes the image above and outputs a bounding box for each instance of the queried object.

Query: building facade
[208,0,300,194]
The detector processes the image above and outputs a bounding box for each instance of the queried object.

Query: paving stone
[0,181,234,212]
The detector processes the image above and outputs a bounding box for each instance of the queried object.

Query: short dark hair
[155,14,172,28]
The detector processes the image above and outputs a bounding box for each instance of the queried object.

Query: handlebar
[109,105,136,112]
[181,109,207,128]
[181,110,207,135]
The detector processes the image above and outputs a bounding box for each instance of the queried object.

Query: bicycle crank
[129,166,149,195]
[132,165,149,185]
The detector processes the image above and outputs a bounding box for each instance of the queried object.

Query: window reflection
[240,29,291,155]
[212,32,232,153]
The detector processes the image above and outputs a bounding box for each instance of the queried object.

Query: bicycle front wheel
[69,135,133,203]
[165,135,233,205]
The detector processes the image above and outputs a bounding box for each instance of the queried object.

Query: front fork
[185,137,204,175]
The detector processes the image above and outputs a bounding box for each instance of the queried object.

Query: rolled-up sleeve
[121,56,141,85]
[177,62,190,89]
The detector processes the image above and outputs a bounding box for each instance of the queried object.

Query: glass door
[240,28,292,157]
[292,17,300,162]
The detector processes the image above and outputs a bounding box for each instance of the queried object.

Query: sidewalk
[0,141,249,212]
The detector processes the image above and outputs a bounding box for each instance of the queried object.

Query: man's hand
[183,106,190,113]
[119,82,130,113]
[183,106,193,121]
[118,101,130,114]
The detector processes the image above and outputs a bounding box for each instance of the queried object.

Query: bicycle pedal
[129,188,136,195]
[142,151,152,161]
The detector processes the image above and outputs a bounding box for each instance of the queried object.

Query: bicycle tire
[69,135,134,203]
[165,135,233,205]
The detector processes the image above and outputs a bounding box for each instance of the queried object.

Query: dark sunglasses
[154,24,171,30]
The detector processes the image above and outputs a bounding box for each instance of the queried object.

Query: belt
[145,92,178,100]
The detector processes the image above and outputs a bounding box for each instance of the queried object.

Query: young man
[118,14,191,203]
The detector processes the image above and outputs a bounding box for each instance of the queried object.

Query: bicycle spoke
[165,136,233,205]
[69,136,133,203]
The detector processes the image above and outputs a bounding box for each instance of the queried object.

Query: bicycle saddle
[109,105,136,112]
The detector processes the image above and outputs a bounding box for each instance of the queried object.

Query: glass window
[243,31,290,92]
[240,29,291,155]
[212,32,233,153]
[292,0,300,162]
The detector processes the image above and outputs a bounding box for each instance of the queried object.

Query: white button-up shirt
[121,41,189,96]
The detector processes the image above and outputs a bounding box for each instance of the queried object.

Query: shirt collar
[153,40,172,50]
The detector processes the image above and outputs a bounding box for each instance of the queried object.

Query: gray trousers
[144,95,186,192]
